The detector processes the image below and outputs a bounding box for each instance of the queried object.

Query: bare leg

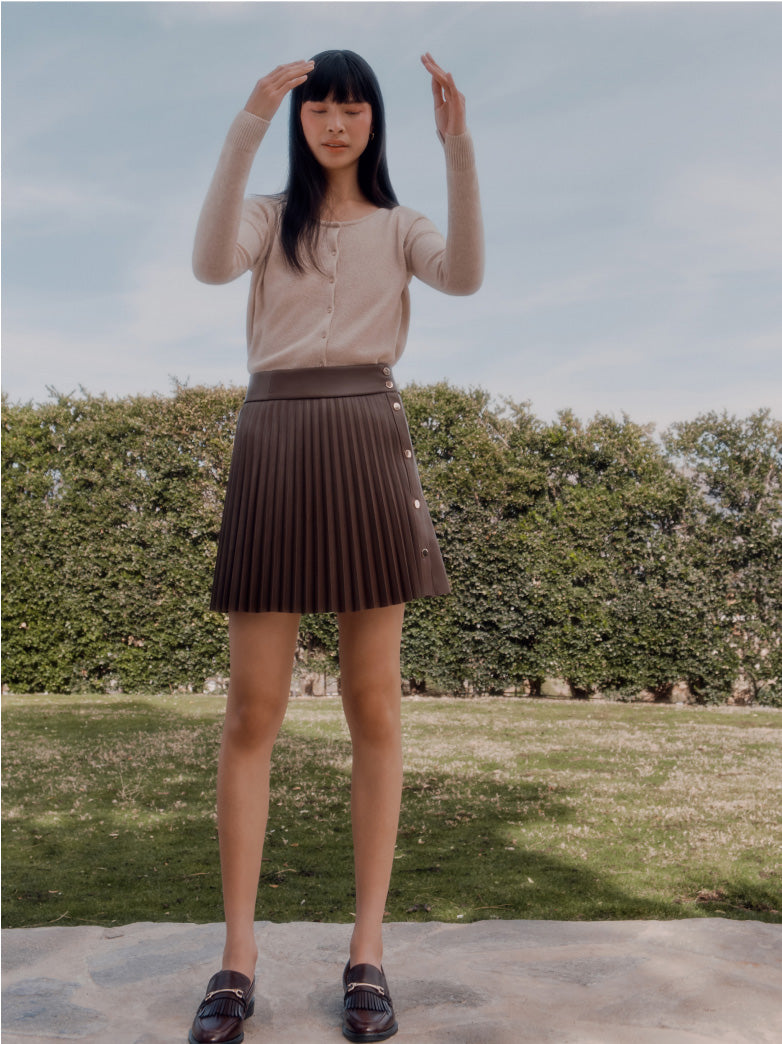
[338,602,405,969]
[217,611,301,978]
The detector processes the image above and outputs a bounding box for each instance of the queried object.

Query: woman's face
[300,95,373,173]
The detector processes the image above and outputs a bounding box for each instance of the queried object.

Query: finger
[423,60,446,103]
[422,53,460,103]
[438,71,459,98]
[421,52,449,83]
[429,68,454,100]
[269,73,313,102]
[275,59,315,74]
[268,60,314,87]
[282,73,311,95]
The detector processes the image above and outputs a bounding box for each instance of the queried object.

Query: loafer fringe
[195,995,253,1021]
[344,988,392,1013]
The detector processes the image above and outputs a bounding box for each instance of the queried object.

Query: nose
[327,106,345,133]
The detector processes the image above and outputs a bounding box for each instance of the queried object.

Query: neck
[319,167,377,222]
[322,167,364,207]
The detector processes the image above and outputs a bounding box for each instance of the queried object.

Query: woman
[189,49,483,1044]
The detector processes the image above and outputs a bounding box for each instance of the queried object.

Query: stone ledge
[2,919,781,1043]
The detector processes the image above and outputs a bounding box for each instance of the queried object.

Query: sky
[2,0,781,428]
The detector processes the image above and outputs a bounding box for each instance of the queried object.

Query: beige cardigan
[193,110,484,373]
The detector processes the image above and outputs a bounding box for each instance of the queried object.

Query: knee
[223,683,288,751]
[343,675,401,748]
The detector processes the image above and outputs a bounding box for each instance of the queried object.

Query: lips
[322,141,348,149]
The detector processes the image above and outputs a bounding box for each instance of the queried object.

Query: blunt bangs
[300,50,377,106]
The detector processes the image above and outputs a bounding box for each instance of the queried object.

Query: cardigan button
[393,402,401,412]
[414,499,421,509]
[404,449,412,459]
[382,366,391,376]
[385,380,394,389]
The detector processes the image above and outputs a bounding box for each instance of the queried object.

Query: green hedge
[2,385,780,703]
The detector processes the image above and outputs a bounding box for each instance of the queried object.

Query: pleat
[210,384,451,614]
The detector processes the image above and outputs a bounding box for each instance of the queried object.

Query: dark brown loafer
[342,961,398,1042]
[188,969,255,1044]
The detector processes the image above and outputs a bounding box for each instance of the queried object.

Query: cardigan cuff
[442,131,476,172]
[226,110,271,153]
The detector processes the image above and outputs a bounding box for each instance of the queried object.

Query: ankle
[350,934,383,969]
[222,938,258,980]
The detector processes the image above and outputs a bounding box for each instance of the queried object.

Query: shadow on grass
[3,698,780,928]
[674,878,782,920]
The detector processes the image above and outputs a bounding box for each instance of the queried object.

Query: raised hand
[244,59,315,121]
[420,52,467,138]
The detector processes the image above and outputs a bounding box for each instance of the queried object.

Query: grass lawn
[2,693,781,929]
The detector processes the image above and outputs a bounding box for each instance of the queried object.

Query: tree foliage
[2,387,779,703]
[2,385,241,693]
[663,410,782,703]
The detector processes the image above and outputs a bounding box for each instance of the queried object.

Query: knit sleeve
[404,131,484,296]
[192,110,276,284]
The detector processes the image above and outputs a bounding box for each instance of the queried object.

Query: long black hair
[280,50,398,271]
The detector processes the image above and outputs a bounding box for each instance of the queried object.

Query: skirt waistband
[245,364,396,402]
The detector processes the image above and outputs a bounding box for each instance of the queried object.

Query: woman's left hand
[421,52,467,138]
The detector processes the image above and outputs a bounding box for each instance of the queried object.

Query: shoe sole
[189,1034,244,1044]
[189,1033,245,1044]
[342,1022,399,1043]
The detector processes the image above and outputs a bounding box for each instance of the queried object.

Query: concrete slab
[2,919,781,1044]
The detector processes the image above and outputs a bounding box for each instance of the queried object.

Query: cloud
[2,193,251,403]
[2,283,250,404]
[3,0,781,430]
[655,163,782,267]
[3,178,146,224]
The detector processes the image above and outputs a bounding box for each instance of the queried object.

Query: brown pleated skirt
[210,363,450,614]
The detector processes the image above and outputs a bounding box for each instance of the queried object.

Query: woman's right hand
[244,60,315,121]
